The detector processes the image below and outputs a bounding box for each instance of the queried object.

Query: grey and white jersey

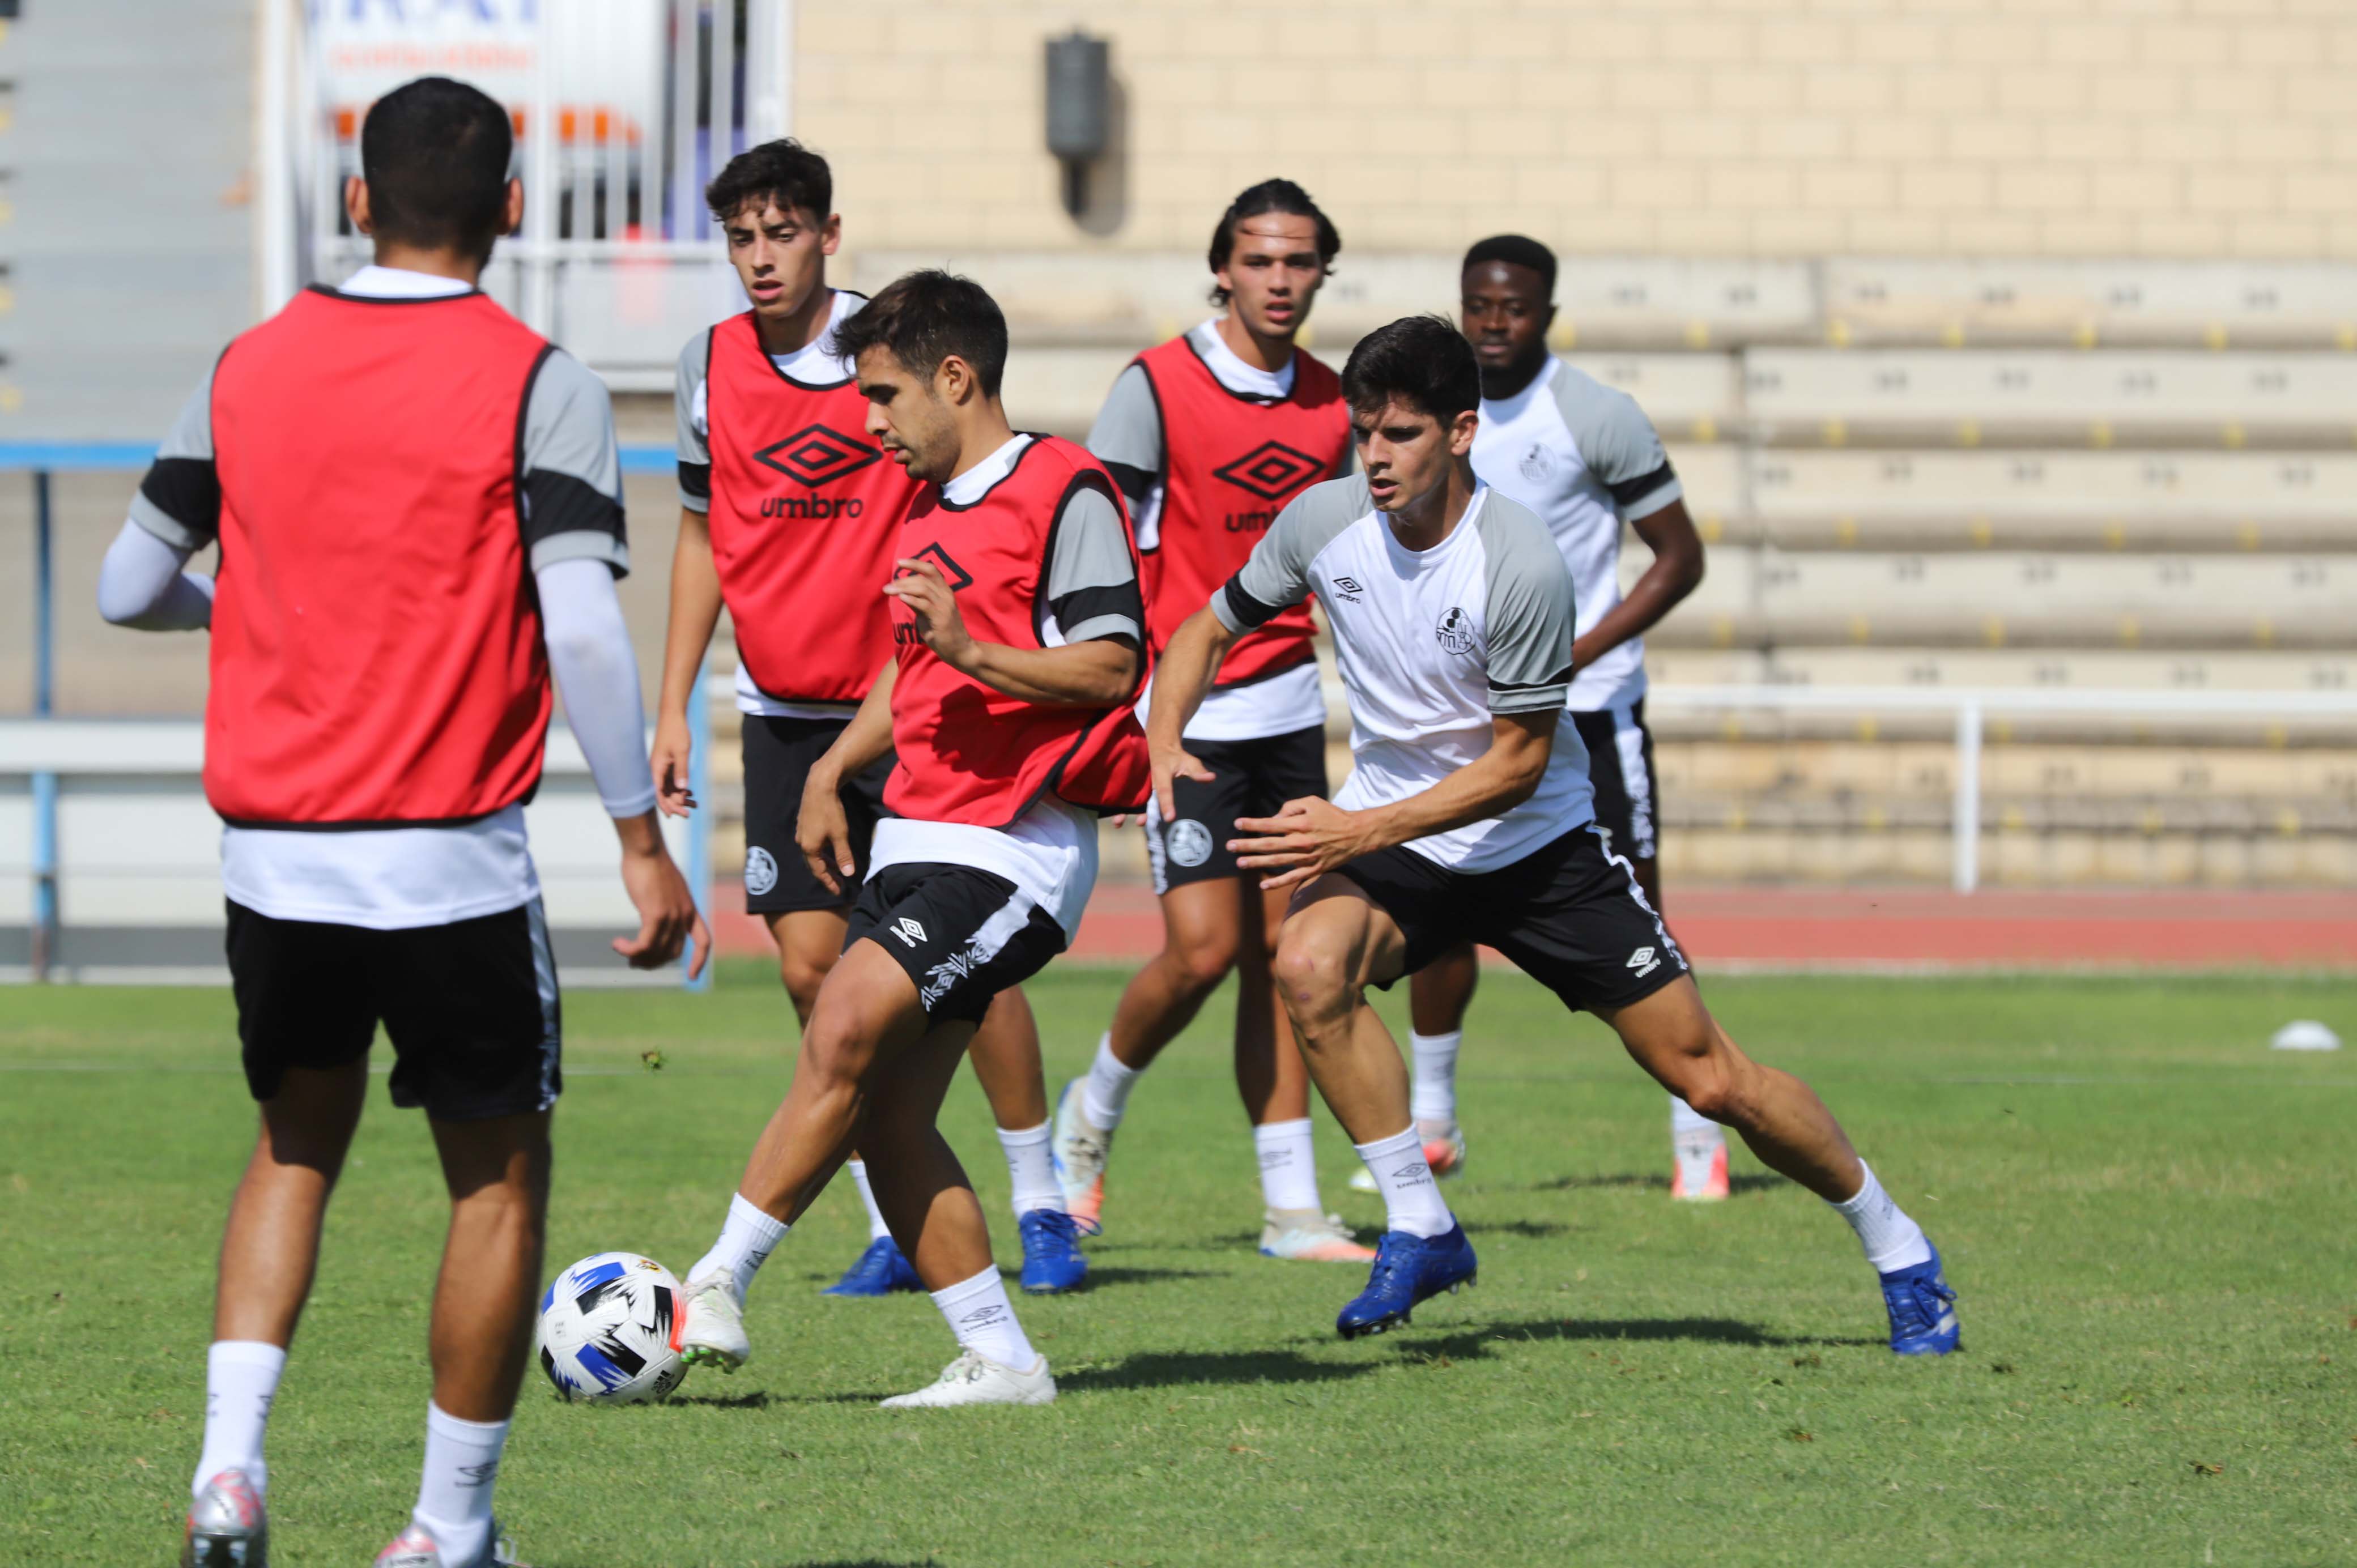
[1214,475,1596,871]
[1470,356,1680,711]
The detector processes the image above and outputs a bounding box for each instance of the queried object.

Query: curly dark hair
[705,138,832,225]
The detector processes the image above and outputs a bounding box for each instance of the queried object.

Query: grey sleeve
[1045,483,1144,645]
[520,349,630,577]
[130,365,222,550]
[1555,367,1682,521]
[1085,363,1164,512]
[1213,475,1371,633]
[1478,496,1579,714]
[675,331,712,513]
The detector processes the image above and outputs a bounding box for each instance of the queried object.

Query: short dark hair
[1341,315,1482,424]
[833,269,1007,399]
[1208,178,1342,305]
[360,77,513,264]
[705,138,833,225]
[1462,233,1558,297]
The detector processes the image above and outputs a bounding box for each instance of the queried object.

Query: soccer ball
[534,1251,689,1404]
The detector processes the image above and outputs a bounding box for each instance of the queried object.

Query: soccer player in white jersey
[1050,181,1369,1264]
[1150,316,1960,1353]
[1371,234,1728,1202]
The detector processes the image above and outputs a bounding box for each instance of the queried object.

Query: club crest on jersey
[744,846,779,896]
[1167,819,1214,867]
[754,423,883,489]
[1212,440,1325,504]
[1518,442,1555,482]
[1436,606,1477,655]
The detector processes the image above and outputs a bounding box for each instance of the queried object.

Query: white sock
[1352,1126,1456,1239]
[929,1263,1038,1369]
[997,1122,1064,1217]
[410,1401,508,1567]
[192,1340,286,1500]
[846,1158,895,1241]
[1081,1033,1143,1130]
[687,1192,790,1298]
[1253,1118,1322,1213]
[1409,1030,1462,1126]
[1831,1161,1932,1273]
[1669,1093,1720,1137]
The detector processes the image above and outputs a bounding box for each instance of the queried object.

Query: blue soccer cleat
[1880,1242,1960,1355]
[823,1236,922,1297]
[1017,1207,1089,1294]
[1335,1222,1477,1339]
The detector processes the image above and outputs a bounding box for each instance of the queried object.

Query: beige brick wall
[792,0,2357,261]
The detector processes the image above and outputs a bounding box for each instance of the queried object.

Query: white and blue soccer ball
[534,1251,689,1404]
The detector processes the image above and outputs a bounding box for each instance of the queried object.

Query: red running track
[710,882,2357,971]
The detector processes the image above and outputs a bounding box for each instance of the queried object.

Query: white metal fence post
[1952,701,1983,894]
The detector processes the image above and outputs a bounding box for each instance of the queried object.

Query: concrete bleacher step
[1823,259,2357,351]
[1661,828,2357,888]
[1649,645,2357,695]
[1732,449,2357,552]
[1742,349,2357,448]
[1651,548,2357,651]
[1658,738,2357,802]
[846,250,1818,352]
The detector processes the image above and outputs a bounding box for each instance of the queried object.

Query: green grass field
[6,964,2353,1566]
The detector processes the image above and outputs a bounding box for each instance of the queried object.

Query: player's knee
[777,951,831,1016]
[1167,930,1240,994]
[1271,927,1352,1014]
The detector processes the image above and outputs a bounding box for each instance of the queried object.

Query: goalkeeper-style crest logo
[1436,606,1477,655]
[1211,440,1326,503]
[753,423,883,489]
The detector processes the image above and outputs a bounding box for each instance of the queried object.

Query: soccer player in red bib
[96,79,705,1568]
[652,142,1087,1298]
[1049,181,1373,1264]
[677,271,1150,1407]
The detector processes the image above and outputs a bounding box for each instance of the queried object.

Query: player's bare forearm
[1232,710,1557,888]
[1572,498,1704,670]
[1147,605,1235,749]
[960,636,1140,706]
[657,508,725,720]
[811,658,899,790]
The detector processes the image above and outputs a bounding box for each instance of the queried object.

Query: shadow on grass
[669,1389,777,1409]
[1074,1265,1228,1288]
[1060,1346,1377,1391]
[1462,1217,1573,1239]
[1527,1171,1788,1196]
[1415,1315,1880,1355]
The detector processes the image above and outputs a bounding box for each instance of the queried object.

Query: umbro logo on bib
[1436,607,1476,655]
[892,917,927,948]
[753,423,883,489]
[1212,440,1325,502]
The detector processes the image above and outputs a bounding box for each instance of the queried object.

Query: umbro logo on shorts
[1211,440,1326,502]
[892,917,927,948]
[752,423,883,489]
[1628,945,1662,978]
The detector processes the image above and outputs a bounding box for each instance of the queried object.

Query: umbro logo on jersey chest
[754,423,882,490]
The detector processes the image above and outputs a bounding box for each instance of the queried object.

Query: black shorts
[742,714,895,916]
[844,862,1067,1024]
[1145,723,1329,894]
[1333,826,1690,1015]
[1571,698,1660,863]
[225,898,561,1120]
